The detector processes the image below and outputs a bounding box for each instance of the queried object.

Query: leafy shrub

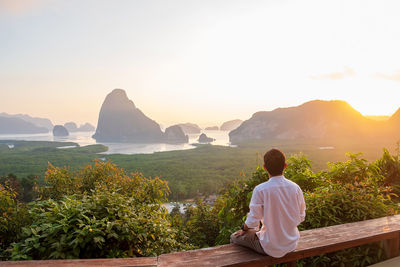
[9,189,189,260]
[298,179,398,266]
[325,153,382,184]
[183,199,222,247]
[39,161,169,204]
[376,148,400,186]
[0,185,31,259]
[184,153,400,266]
[0,174,37,202]
[285,153,323,192]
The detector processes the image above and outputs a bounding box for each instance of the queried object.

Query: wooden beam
[384,233,400,259]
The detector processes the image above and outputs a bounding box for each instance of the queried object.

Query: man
[230,148,306,257]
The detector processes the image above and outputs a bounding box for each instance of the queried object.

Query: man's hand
[233,224,250,237]
[233,230,246,237]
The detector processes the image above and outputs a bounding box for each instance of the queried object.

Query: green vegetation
[0,138,398,200]
[2,161,191,260]
[2,147,400,265]
[174,150,400,266]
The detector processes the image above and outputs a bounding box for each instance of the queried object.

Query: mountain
[53,125,69,136]
[0,112,53,130]
[78,123,95,132]
[198,133,215,143]
[92,89,164,142]
[164,125,189,143]
[205,126,219,130]
[220,119,243,131]
[0,117,49,134]
[176,123,202,134]
[229,100,382,144]
[64,122,78,132]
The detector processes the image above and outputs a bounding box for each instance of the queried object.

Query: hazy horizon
[1,0,400,126]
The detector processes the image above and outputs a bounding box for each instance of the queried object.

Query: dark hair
[263,148,286,176]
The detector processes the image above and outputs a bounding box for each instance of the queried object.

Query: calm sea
[0,130,232,155]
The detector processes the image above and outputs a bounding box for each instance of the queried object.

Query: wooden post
[384,234,400,259]
[286,261,297,267]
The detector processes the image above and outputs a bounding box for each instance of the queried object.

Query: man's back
[245,175,306,257]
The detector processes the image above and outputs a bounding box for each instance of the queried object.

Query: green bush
[285,153,324,192]
[183,199,222,248]
[39,161,169,204]
[9,189,189,260]
[183,153,400,266]
[0,185,31,259]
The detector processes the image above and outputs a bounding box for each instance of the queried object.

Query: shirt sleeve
[297,188,306,223]
[245,187,264,229]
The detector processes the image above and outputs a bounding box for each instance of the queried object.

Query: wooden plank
[0,257,157,267]
[383,234,400,259]
[160,215,400,266]
[3,215,400,267]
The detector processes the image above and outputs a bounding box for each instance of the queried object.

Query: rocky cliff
[229,100,381,144]
[53,125,69,136]
[220,119,243,131]
[92,89,164,142]
[164,125,189,143]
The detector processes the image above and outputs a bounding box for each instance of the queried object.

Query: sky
[1,0,400,127]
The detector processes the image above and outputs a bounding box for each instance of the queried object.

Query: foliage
[285,153,324,192]
[182,199,222,247]
[0,173,37,202]
[181,152,400,266]
[376,148,400,186]
[325,152,383,184]
[39,161,169,204]
[0,185,31,259]
[9,189,189,260]
[2,138,398,201]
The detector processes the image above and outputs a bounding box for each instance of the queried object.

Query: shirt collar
[269,175,284,181]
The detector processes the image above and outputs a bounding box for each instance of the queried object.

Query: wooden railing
[2,215,400,267]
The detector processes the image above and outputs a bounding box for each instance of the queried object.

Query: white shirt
[244,175,306,258]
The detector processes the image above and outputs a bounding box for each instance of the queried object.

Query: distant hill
[205,126,219,130]
[220,119,243,131]
[229,100,391,144]
[0,112,53,130]
[0,117,49,134]
[64,122,78,132]
[176,123,202,134]
[53,125,69,137]
[64,122,95,132]
[78,123,95,132]
[93,89,164,142]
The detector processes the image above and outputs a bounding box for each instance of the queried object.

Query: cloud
[309,67,356,80]
[374,70,400,82]
[0,0,49,16]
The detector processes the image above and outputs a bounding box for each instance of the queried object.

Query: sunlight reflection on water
[0,130,232,155]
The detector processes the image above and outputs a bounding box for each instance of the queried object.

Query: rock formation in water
[0,113,53,130]
[164,125,189,143]
[220,119,243,131]
[205,126,219,130]
[53,125,69,136]
[176,123,202,134]
[64,122,78,132]
[92,89,164,142]
[78,123,95,132]
[229,100,382,144]
[0,116,49,134]
[198,133,215,143]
